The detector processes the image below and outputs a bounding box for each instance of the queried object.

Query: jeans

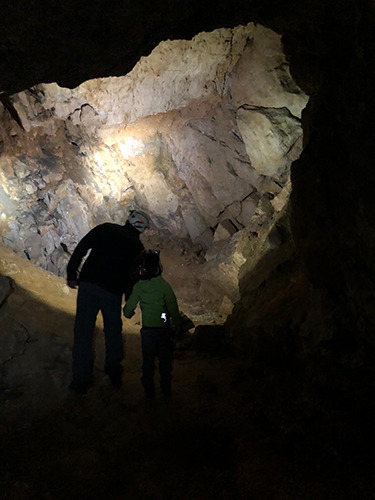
[140,327,173,396]
[72,281,123,388]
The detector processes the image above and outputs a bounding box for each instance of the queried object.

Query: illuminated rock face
[0,23,306,282]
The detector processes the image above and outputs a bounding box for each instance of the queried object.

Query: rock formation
[0,23,306,322]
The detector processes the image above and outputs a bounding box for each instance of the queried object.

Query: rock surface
[0,23,306,316]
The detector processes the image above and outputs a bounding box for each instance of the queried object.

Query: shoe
[110,378,122,389]
[106,368,123,388]
[142,377,155,399]
[161,383,171,398]
[69,381,88,395]
[144,388,155,399]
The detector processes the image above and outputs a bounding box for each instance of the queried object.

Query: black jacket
[67,222,144,296]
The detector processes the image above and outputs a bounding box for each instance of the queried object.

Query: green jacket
[123,275,182,328]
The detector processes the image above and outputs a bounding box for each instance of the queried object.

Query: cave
[0,1,374,498]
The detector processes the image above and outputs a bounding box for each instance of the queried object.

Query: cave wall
[290,2,375,364]
[0,23,306,288]
[227,1,375,372]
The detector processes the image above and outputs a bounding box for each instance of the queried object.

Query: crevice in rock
[0,322,31,367]
[69,102,98,122]
[0,276,15,309]
[0,92,25,130]
[232,129,244,143]
[187,121,244,158]
[283,133,303,157]
[60,242,70,254]
[238,103,301,123]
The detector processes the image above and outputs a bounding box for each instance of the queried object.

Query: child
[123,250,182,398]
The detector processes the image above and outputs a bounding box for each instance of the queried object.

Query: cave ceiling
[0,0,326,96]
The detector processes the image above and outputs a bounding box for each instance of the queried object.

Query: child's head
[138,250,162,280]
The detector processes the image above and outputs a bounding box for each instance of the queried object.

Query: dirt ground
[0,246,373,499]
[3,341,367,500]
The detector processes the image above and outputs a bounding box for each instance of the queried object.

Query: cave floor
[0,246,373,499]
[1,338,373,500]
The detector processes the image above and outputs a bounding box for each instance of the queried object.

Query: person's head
[127,210,150,233]
[137,250,162,280]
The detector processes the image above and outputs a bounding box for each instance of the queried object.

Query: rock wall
[227,2,375,373]
[0,23,306,290]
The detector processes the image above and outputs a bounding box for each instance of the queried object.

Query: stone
[204,240,227,262]
[271,183,292,212]
[40,167,64,185]
[218,295,234,318]
[237,196,258,227]
[24,233,44,261]
[213,219,238,242]
[236,106,303,179]
[13,159,30,179]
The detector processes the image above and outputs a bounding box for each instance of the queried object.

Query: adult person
[66,209,149,394]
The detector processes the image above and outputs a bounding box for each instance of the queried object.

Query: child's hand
[123,309,135,319]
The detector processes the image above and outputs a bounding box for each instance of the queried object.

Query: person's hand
[123,309,135,319]
[67,280,78,289]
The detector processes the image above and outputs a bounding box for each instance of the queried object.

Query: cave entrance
[0,22,307,325]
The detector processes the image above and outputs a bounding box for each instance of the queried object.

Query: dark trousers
[141,327,173,396]
[72,282,123,388]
